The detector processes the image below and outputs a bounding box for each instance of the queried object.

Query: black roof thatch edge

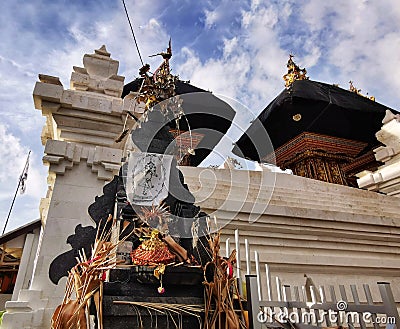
[122,78,208,98]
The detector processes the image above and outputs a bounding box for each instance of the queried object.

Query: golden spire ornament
[349,80,375,101]
[283,54,309,88]
[349,80,361,94]
[137,39,177,111]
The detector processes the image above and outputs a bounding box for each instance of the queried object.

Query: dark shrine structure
[234,55,394,187]
[49,42,239,329]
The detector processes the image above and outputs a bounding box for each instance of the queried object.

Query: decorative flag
[126,152,173,206]
[19,152,30,194]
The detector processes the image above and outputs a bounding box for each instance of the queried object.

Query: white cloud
[0,125,28,183]
[204,8,220,29]
[300,0,400,108]
[0,55,44,133]
[175,2,295,166]
[45,13,171,88]
[177,1,289,110]
[223,37,239,57]
[177,47,202,80]
[181,0,400,112]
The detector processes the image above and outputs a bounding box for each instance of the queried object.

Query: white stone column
[357,110,400,196]
[2,46,126,329]
[12,233,37,301]
[30,144,122,302]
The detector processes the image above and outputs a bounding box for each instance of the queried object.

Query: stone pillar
[11,232,39,302]
[2,46,126,329]
[357,110,400,196]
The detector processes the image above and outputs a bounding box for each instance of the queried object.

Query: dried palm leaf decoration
[51,215,130,329]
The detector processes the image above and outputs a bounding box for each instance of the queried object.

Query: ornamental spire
[137,39,177,111]
[349,80,375,101]
[283,54,309,88]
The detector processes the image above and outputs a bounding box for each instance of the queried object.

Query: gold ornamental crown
[283,54,309,88]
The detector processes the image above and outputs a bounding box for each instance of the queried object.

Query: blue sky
[1,0,400,232]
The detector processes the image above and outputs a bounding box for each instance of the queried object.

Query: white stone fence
[246,277,399,329]
[227,230,400,329]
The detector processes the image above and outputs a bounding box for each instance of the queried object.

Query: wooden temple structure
[234,56,392,187]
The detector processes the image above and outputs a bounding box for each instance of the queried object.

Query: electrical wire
[122,0,144,66]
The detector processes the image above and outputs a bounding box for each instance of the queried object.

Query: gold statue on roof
[349,80,375,101]
[137,39,177,111]
[349,80,361,94]
[283,54,309,88]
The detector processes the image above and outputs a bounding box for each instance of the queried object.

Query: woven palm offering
[131,229,175,265]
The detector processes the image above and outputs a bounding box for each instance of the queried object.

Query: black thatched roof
[123,78,236,166]
[233,79,395,162]
[123,78,207,98]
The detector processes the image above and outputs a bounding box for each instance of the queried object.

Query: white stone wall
[358,110,400,197]
[1,46,126,329]
[12,231,41,302]
[180,166,400,303]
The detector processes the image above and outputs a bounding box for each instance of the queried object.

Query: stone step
[105,267,204,297]
[221,228,400,251]
[102,296,203,329]
[196,196,400,227]
[221,221,400,243]
[102,267,205,329]
[184,175,400,215]
[195,193,400,223]
[206,204,400,233]
[180,168,400,210]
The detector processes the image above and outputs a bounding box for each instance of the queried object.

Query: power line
[122,0,144,66]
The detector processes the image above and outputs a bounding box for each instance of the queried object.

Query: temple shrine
[1,42,399,329]
[234,56,391,186]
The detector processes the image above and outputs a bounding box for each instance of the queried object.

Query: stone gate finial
[70,45,125,97]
